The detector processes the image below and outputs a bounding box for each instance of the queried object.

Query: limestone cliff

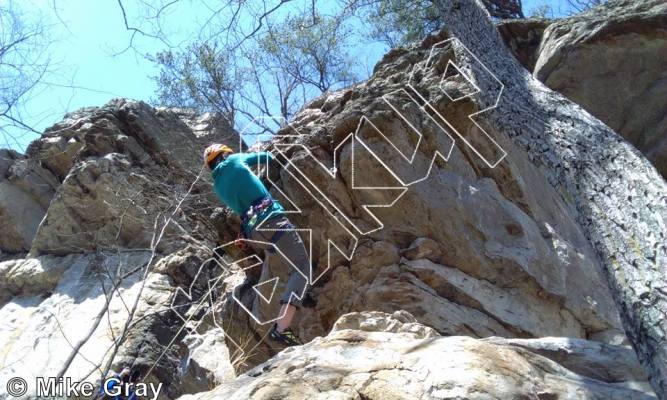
[0,1,664,399]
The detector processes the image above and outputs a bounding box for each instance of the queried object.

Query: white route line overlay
[164,238,309,366]
[241,115,360,285]
[164,36,508,364]
[408,37,507,168]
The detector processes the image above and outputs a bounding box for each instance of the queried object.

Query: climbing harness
[241,196,274,233]
[236,196,290,251]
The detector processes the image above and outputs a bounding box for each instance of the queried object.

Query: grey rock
[533,0,667,177]
[182,311,656,400]
[400,237,442,262]
[0,149,58,254]
[434,0,667,394]
[0,100,236,399]
[26,100,221,256]
[167,108,242,152]
[484,336,653,393]
[497,17,551,71]
[0,252,155,396]
[331,310,439,339]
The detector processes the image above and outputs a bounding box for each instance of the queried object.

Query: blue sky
[3,0,572,152]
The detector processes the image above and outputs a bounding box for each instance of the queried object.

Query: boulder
[484,336,652,392]
[181,311,656,400]
[179,328,237,393]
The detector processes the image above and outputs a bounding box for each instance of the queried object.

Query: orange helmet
[204,143,234,166]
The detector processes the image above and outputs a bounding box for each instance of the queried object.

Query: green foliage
[151,42,240,121]
[364,0,441,48]
[150,11,357,130]
[259,13,357,92]
[362,0,525,48]
[149,0,532,130]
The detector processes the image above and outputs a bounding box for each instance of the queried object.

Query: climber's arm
[241,151,274,167]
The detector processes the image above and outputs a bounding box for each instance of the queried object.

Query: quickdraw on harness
[242,197,274,231]
[235,196,284,251]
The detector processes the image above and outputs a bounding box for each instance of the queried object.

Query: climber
[204,143,309,347]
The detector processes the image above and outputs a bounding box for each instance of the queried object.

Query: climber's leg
[248,216,309,346]
[276,304,296,332]
[269,217,310,323]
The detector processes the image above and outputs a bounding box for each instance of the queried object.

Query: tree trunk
[431,0,667,397]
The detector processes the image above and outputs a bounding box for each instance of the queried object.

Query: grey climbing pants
[247,215,310,307]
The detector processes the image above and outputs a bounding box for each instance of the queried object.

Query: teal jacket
[211,152,284,234]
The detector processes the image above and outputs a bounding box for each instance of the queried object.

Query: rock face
[217,26,627,366]
[182,311,656,400]
[23,100,226,256]
[165,108,243,151]
[0,99,234,399]
[0,0,665,398]
[437,0,666,395]
[0,149,58,257]
[500,0,667,178]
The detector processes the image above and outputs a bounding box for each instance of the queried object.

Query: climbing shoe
[269,324,302,347]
